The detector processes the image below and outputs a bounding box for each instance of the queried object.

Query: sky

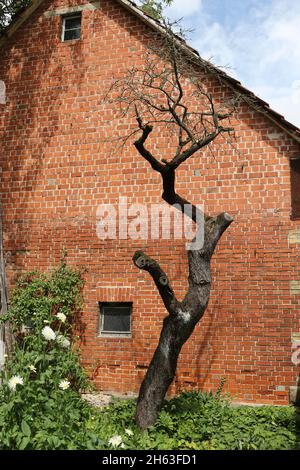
[156,0,300,127]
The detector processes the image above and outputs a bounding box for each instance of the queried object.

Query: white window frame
[61,13,82,42]
[99,302,132,338]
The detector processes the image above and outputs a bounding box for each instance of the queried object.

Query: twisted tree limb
[107,25,236,429]
[132,117,233,430]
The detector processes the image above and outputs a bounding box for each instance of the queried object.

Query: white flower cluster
[41,326,70,348]
[59,379,70,390]
[8,375,23,391]
[108,430,133,448]
[7,374,71,392]
[108,435,124,448]
[7,318,72,395]
[57,335,70,349]
[41,326,56,341]
[56,312,66,323]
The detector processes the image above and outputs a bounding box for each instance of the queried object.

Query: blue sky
[145,0,300,127]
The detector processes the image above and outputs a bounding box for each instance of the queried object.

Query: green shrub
[87,391,300,450]
[0,261,98,450]
[0,262,299,450]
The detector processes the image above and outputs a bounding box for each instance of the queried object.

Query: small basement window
[291,158,300,219]
[62,14,82,42]
[99,302,132,337]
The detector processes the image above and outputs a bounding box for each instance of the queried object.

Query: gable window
[291,158,300,219]
[99,302,132,337]
[62,14,82,42]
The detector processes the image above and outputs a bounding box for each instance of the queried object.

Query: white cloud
[292,81,300,105]
[252,82,300,126]
[243,1,300,126]
[164,0,300,127]
[192,22,236,70]
[165,0,202,18]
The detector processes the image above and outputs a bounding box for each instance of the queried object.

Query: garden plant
[0,262,299,450]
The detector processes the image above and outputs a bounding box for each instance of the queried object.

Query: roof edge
[0,0,44,48]
[116,0,300,145]
[1,0,300,145]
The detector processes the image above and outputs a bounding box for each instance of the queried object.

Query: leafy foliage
[0,261,94,450]
[0,263,299,450]
[0,0,30,34]
[91,392,300,450]
[140,0,173,20]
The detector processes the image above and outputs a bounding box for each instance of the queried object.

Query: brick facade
[0,0,300,404]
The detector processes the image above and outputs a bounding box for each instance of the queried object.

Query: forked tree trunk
[133,211,233,430]
[107,21,236,429]
[128,111,234,429]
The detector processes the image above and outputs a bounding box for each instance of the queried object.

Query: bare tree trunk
[130,123,233,429]
[133,207,233,429]
[106,28,236,429]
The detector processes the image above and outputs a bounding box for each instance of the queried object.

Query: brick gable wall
[0,0,300,403]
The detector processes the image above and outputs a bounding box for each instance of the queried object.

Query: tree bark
[134,212,233,430]
[131,105,234,429]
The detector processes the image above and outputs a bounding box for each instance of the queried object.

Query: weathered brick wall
[0,0,300,403]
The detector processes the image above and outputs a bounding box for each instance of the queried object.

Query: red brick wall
[0,0,300,403]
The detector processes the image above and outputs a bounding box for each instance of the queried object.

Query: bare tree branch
[134,107,165,172]
[133,250,179,314]
[104,19,236,430]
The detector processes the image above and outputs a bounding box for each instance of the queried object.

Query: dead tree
[106,24,236,430]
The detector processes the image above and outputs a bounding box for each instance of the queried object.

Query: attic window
[62,14,82,42]
[291,158,300,219]
[99,302,132,337]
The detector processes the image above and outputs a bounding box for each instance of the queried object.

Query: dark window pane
[100,303,132,334]
[64,28,81,41]
[62,15,81,41]
[65,17,81,30]
[291,158,300,219]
